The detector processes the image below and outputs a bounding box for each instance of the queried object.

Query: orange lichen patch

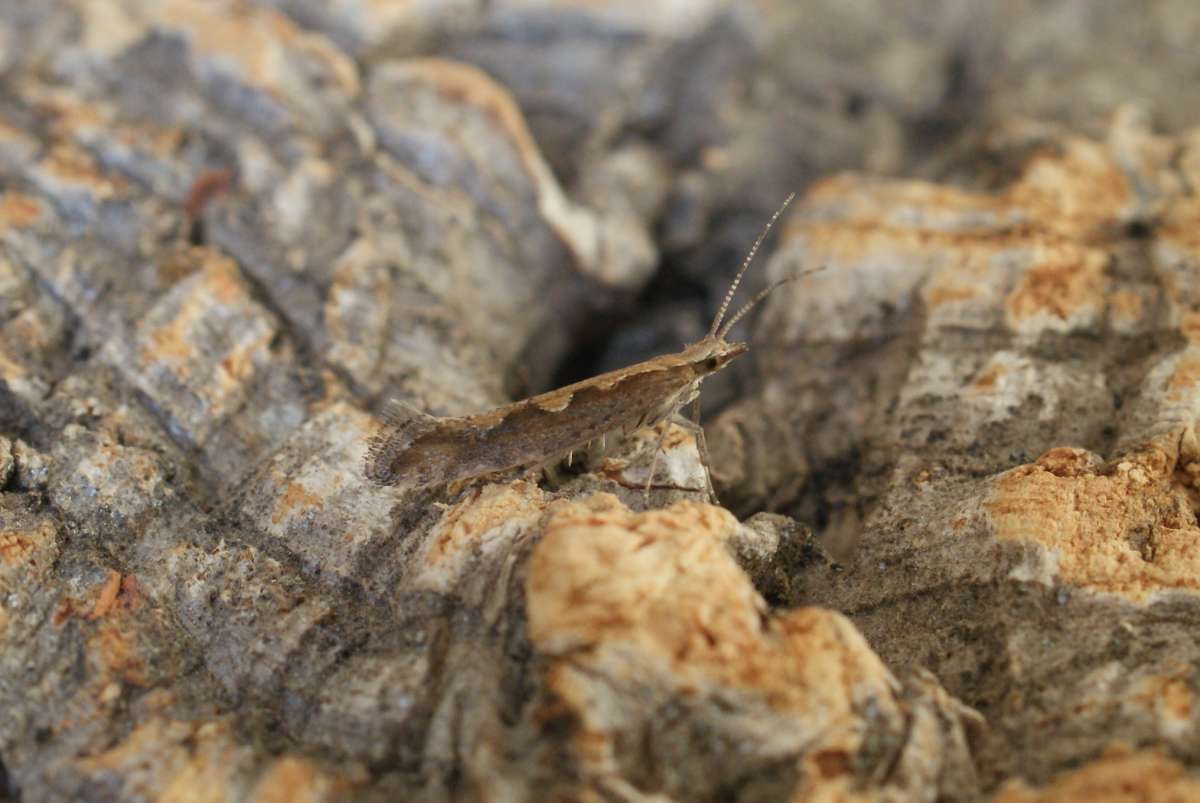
[924,282,979,307]
[271,481,325,525]
[38,144,125,199]
[52,597,79,627]
[970,360,1012,392]
[153,247,200,285]
[785,219,935,266]
[0,192,44,232]
[1004,136,1133,239]
[248,756,353,803]
[1166,355,1200,399]
[142,253,271,386]
[152,0,359,97]
[782,208,1053,285]
[803,174,1013,230]
[114,120,185,159]
[218,337,263,384]
[74,571,144,619]
[0,519,56,571]
[1133,671,1196,735]
[985,445,1200,601]
[528,494,894,713]
[991,744,1200,803]
[417,481,547,592]
[1180,312,1200,345]
[87,620,147,686]
[0,117,34,145]
[118,575,143,613]
[0,347,30,382]
[1157,195,1200,252]
[1108,289,1144,325]
[788,758,882,803]
[76,718,243,801]
[6,305,61,353]
[1161,678,1197,722]
[144,289,215,367]
[144,316,196,367]
[88,570,122,620]
[194,251,250,305]
[29,87,108,142]
[0,532,35,566]
[1005,243,1109,324]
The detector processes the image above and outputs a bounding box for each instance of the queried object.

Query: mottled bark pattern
[3,2,1200,802]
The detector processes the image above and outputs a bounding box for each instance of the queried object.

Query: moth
[366,195,799,499]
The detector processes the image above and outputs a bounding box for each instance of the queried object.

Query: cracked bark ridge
[990,744,1200,802]
[526,495,983,801]
[0,1,974,798]
[0,2,669,800]
[733,112,1200,786]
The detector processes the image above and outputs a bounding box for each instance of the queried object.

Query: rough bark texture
[3,1,1200,802]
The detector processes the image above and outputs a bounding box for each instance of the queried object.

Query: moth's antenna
[708,193,795,338]
[717,267,825,341]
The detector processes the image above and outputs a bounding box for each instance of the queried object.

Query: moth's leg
[643,402,691,503]
[667,411,717,503]
[693,423,717,503]
[542,461,564,489]
[582,429,623,466]
[643,419,673,503]
[541,448,584,490]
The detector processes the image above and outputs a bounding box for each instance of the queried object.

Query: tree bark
[3,2,1200,801]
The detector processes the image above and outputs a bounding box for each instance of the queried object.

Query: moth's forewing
[364,195,784,493]
[368,360,699,488]
[364,403,441,485]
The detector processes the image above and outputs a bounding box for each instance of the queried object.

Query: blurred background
[9,1,1198,406]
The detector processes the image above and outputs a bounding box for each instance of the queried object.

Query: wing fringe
[364,400,439,485]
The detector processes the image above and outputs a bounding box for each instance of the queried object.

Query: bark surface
[2,2,1200,802]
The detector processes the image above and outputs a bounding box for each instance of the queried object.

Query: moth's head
[688,336,749,376]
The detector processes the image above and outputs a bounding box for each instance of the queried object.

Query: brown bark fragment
[528,496,979,799]
[991,745,1200,803]
[755,110,1200,790]
[0,193,43,233]
[88,570,122,620]
[986,444,1200,601]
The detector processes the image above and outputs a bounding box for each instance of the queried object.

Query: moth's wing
[365,399,442,485]
[380,399,437,429]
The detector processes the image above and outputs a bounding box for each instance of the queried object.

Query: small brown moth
[366,194,798,499]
